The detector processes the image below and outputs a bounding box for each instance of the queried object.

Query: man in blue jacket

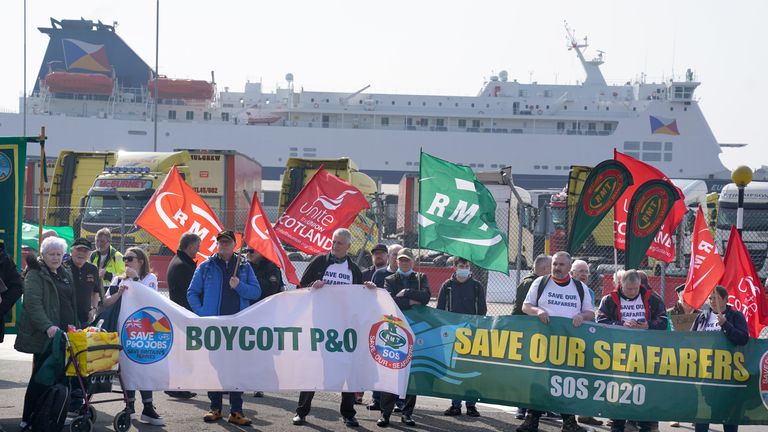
[187,230,261,426]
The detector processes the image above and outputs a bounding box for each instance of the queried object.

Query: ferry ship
[0,18,733,190]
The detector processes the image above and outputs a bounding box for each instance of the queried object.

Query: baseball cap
[216,230,236,242]
[71,238,93,250]
[371,243,388,254]
[397,248,415,261]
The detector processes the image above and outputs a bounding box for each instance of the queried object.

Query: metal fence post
[112,188,126,253]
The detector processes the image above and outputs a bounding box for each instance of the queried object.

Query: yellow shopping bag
[66,331,121,376]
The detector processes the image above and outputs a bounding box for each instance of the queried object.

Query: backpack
[30,383,70,432]
[534,276,585,312]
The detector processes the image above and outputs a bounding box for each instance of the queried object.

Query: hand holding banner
[274,168,370,255]
[682,207,724,309]
[244,192,300,286]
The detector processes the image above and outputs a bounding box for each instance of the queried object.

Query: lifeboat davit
[148,78,214,100]
[45,72,114,95]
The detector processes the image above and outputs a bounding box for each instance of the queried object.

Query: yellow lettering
[567,337,586,368]
[507,332,523,361]
[593,341,611,370]
[549,336,568,366]
[530,334,547,364]
[713,350,731,381]
[698,349,713,379]
[454,328,472,355]
[612,343,627,372]
[646,346,661,375]
[470,329,490,357]
[658,348,678,376]
[490,330,509,359]
[678,348,697,378]
[626,344,646,374]
[733,352,749,382]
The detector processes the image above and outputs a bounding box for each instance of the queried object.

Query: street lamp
[731,165,753,236]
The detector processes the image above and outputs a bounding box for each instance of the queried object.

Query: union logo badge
[369,315,414,369]
[760,351,768,410]
[583,168,624,216]
[121,307,174,364]
[632,187,669,237]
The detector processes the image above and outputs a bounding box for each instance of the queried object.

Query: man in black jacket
[164,232,200,399]
[378,248,430,427]
[292,228,376,428]
[64,238,101,325]
[244,247,284,303]
[362,243,389,282]
[0,239,24,344]
[437,256,486,417]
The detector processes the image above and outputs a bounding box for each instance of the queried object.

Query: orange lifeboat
[45,72,114,95]
[147,78,214,100]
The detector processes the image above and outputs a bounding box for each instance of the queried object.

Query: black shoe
[367,401,381,411]
[562,417,588,432]
[377,417,390,427]
[466,406,480,417]
[394,404,403,413]
[140,404,165,426]
[444,406,462,416]
[164,390,197,399]
[517,413,540,432]
[253,391,264,397]
[545,411,559,418]
[292,414,306,425]
[401,415,416,426]
[343,416,359,427]
[516,407,527,420]
[126,402,136,419]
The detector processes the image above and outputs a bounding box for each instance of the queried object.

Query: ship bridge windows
[458,119,467,128]
[168,110,176,120]
[472,119,481,128]
[519,90,528,97]
[186,111,194,120]
[623,141,673,162]
[672,86,695,100]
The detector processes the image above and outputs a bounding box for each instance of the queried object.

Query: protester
[519,251,594,432]
[64,238,101,326]
[378,247,430,427]
[367,243,403,412]
[667,284,699,427]
[164,232,200,400]
[102,247,164,425]
[690,286,748,432]
[0,239,23,345]
[292,228,376,427]
[188,230,261,426]
[244,246,285,304]
[437,256,486,418]
[89,228,125,289]
[512,254,551,420]
[597,269,667,432]
[15,237,77,429]
[362,243,389,282]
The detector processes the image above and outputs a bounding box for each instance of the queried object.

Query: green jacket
[15,259,78,354]
[90,246,125,288]
[512,272,539,316]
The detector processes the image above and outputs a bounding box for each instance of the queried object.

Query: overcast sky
[2,0,766,171]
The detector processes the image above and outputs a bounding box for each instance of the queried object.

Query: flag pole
[417,149,422,291]
[37,127,46,252]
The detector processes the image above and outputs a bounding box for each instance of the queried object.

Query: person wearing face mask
[437,256,486,418]
[378,248,430,427]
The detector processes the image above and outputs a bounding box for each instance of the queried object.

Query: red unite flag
[720,225,768,337]
[682,207,725,309]
[136,166,240,260]
[614,150,686,262]
[244,192,300,286]
[274,168,370,255]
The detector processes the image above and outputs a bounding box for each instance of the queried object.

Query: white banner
[116,283,413,396]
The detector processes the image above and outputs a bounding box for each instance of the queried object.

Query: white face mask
[456,268,471,278]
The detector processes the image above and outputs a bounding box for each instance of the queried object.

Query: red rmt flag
[136,166,240,260]
[720,225,768,337]
[614,150,686,263]
[274,168,370,255]
[244,192,300,286]
[682,207,725,309]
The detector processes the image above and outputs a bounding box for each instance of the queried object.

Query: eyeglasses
[122,256,136,262]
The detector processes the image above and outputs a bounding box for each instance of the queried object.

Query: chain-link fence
[23,199,768,318]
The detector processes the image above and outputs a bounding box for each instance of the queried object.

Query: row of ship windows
[623,141,674,162]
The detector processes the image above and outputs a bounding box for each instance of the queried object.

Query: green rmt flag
[418,152,509,273]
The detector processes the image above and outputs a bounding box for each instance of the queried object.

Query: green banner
[418,152,508,273]
[405,306,768,424]
[21,222,74,251]
[0,137,28,334]
[567,160,632,254]
[625,179,679,269]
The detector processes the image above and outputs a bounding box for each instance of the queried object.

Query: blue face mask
[456,268,471,279]
[397,269,413,277]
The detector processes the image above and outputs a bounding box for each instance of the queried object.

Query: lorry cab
[717,182,768,276]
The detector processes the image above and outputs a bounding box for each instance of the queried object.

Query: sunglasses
[122,256,137,262]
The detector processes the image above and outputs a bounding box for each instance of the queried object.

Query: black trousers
[530,410,575,423]
[380,392,416,417]
[22,354,45,422]
[611,419,655,432]
[296,391,356,418]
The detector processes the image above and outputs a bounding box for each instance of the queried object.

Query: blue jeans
[451,399,476,408]
[695,424,737,432]
[209,391,243,413]
[126,390,153,404]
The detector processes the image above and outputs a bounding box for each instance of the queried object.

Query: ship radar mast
[564,21,607,86]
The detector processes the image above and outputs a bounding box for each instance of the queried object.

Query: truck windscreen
[83,191,155,224]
